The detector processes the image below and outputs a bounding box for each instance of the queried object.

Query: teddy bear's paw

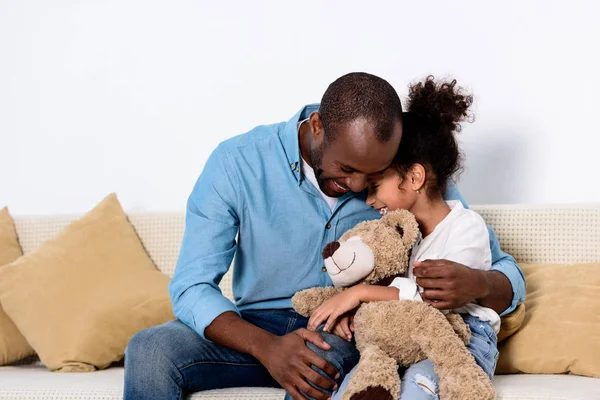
[291,287,341,317]
[290,290,314,316]
[348,386,394,400]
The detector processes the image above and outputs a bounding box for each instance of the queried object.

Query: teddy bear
[292,209,496,400]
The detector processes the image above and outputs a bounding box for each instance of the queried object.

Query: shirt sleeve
[438,211,492,271]
[444,181,526,316]
[389,277,423,302]
[168,145,242,339]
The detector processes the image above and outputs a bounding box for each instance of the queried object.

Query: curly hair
[392,76,473,196]
[319,72,402,144]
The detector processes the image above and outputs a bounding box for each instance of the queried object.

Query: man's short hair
[319,72,402,143]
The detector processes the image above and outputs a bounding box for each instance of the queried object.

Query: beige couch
[1,205,599,399]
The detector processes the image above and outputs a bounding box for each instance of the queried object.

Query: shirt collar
[279,104,320,184]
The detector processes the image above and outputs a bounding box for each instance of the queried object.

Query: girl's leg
[399,359,440,399]
[331,364,357,400]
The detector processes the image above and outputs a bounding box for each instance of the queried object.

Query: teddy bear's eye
[396,226,404,237]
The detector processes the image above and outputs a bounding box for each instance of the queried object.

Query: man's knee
[125,320,194,377]
[306,331,359,373]
[124,321,195,399]
[125,326,153,362]
[126,326,165,374]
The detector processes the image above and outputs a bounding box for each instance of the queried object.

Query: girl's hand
[331,312,355,342]
[308,288,361,332]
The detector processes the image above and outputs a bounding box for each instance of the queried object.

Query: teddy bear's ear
[382,209,420,248]
[396,226,404,237]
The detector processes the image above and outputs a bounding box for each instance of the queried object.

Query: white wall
[1,0,599,214]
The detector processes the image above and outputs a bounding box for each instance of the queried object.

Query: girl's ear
[409,164,426,193]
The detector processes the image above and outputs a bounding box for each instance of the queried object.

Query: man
[124,72,525,400]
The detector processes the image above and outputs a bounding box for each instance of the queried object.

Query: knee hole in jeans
[413,373,439,398]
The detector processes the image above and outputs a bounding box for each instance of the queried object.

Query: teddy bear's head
[322,209,419,287]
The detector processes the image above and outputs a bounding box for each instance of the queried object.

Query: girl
[307,76,499,400]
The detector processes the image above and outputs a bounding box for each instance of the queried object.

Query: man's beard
[309,143,329,193]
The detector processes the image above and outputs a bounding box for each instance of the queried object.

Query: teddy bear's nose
[322,241,341,259]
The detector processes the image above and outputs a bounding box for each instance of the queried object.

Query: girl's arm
[354,284,400,302]
[307,285,400,332]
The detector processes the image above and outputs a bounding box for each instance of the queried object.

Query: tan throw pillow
[0,194,174,372]
[0,207,23,266]
[496,263,600,378]
[498,303,526,342]
[0,207,35,365]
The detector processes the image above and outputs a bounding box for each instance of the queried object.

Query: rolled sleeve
[169,145,242,339]
[487,226,526,316]
[389,277,423,302]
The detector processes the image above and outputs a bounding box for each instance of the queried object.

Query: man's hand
[256,329,339,400]
[413,259,488,310]
[307,289,361,332]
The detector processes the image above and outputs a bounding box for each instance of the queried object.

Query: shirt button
[322,267,327,272]
[325,223,331,229]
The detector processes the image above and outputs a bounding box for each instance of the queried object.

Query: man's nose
[322,241,341,259]
[346,174,368,193]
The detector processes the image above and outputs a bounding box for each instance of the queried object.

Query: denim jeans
[123,309,360,400]
[331,315,499,400]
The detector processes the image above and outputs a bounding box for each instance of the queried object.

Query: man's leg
[124,310,295,400]
[283,325,360,400]
[399,316,498,399]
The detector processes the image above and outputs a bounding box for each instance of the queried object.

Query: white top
[389,200,501,333]
[298,118,338,211]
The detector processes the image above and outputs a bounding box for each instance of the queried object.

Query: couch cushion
[0,365,599,400]
[0,194,174,372]
[497,263,600,378]
[0,365,284,399]
[492,374,600,399]
[0,207,35,365]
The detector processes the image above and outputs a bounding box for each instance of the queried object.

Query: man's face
[310,115,402,198]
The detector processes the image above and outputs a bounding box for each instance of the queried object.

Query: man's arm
[482,227,526,315]
[414,182,526,315]
[169,145,242,338]
[169,146,337,400]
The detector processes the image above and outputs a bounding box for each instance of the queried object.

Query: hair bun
[407,76,473,134]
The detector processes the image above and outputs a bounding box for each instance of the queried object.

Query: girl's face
[366,167,419,214]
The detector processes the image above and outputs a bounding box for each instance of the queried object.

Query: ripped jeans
[331,315,499,400]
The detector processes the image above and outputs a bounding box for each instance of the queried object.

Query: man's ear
[309,112,325,145]
[409,163,426,192]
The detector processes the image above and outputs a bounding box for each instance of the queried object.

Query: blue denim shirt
[169,104,526,339]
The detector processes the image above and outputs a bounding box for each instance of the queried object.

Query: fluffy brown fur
[292,209,495,400]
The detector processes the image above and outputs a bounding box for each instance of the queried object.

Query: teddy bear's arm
[291,287,343,317]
